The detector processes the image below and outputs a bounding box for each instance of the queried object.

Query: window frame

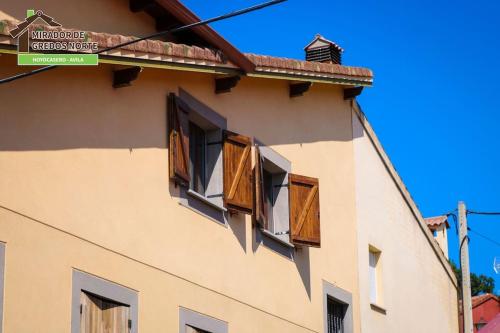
[177,89,228,225]
[368,245,385,312]
[179,307,228,333]
[255,144,292,247]
[71,269,138,333]
[323,281,353,333]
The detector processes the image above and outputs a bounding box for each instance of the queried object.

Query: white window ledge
[187,189,227,212]
[260,228,295,248]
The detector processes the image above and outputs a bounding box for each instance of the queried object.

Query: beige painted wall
[0,0,155,36]
[352,110,459,333]
[0,52,360,333]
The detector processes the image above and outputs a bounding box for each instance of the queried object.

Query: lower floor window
[72,270,138,333]
[186,326,211,333]
[327,297,347,333]
[80,291,131,333]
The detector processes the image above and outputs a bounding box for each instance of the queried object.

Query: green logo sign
[9,9,99,66]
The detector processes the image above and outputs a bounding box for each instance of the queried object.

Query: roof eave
[155,0,256,73]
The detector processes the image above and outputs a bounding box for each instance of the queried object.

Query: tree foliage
[450,261,496,297]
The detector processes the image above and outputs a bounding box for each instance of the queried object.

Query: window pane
[189,122,206,195]
[327,298,345,333]
[262,169,274,231]
[369,251,377,303]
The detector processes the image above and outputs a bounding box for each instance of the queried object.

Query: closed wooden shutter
[168,93,190,185]
[288,174,320,247]
[223,131,253,214]
[80,291,130,333]
[254,145,268,227]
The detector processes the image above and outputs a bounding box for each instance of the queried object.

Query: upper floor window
[168,92,253,215]
[255,145,291,244]
[369,246,382,306]
[255,144,321,247]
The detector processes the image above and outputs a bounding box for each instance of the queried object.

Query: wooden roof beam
[289,82,312,98]
[113,66,142,88]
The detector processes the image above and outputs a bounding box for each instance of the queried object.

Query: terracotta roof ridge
[0,19,225,63]
[245,53,373,78]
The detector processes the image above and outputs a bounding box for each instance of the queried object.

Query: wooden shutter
[254,145,268,227]
[223,131,253,214]
[80,292,130,333]
[288,174,320,247]
[168,93,190,185]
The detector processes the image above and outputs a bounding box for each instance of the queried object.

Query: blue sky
[184,0,500,292]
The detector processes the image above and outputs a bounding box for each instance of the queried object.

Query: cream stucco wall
[352,109,459,333]
[0,0,155,36]
[0,52,360,333]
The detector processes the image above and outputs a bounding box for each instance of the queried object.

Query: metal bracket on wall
[215,75,241,94]
[289,82,312,98]
[113,66,142,88]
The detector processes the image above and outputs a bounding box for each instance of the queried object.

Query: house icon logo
[10,10,61,53]
[10,9,99,66]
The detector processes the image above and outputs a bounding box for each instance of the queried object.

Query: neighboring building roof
[0,20,374,85]
[425,215,450,229]
[478,313,500,333]
[472,293,499,308]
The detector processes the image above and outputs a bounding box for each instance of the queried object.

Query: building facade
[0,1,458,332]
[352,107,459,332]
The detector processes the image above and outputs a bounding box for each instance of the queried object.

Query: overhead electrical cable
[0,0,287,85]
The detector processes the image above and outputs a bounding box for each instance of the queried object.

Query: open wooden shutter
[168,93,190,185]
[288,174,320,247]
[254,145,268,228]
[223,131,253,214]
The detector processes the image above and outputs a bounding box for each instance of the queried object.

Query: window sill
[370,303,387,315]
[260,229,295,248]
[187,189,227,212]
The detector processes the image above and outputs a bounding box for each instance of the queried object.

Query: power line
[467,210,500,216]
[468,227,500,248]
[0,0,287,85]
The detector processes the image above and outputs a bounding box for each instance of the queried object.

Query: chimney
[304,34,344,64]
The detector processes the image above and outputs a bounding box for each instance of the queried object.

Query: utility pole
[459,201,473,333]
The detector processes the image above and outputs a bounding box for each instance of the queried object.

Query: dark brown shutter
[223,131,253,214]
[254,146,268,228]
[289,174,320,247]
[168,93,190,185]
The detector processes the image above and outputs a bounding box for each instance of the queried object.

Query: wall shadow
[0,56,354,152]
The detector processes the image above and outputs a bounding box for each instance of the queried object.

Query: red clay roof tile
[0,19,373,83]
